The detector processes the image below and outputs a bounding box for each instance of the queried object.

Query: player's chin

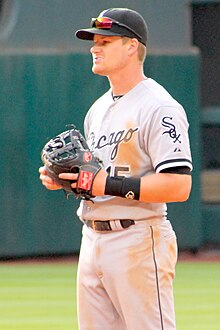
[92,65,107,76]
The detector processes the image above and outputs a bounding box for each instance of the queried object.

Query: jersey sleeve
[147,106,193,173]
[84,111,90,140]
[84,105,95,140]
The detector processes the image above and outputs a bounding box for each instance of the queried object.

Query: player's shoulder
[140,78,181,108]
[133,79,188,123]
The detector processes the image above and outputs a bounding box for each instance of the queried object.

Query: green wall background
[0,50,202,257]
[0,52,108,257]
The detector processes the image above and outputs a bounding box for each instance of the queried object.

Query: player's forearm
[93,170,192,203]
[139,173,192,203]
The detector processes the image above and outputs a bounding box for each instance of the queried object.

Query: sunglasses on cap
[91,17,142,40]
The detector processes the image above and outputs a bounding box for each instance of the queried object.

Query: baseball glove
[41,126,103,199]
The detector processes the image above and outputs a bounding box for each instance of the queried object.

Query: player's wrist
[104,176,140,200]
[89,169,107,196]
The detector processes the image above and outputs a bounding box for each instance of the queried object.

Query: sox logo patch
[161,116,181,143]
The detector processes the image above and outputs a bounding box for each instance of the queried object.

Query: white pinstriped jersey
[77,78,192,221]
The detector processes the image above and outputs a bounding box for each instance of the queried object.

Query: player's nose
[90,45,98,54]
[90,42,102,54]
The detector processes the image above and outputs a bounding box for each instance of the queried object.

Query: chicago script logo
[161,116,181,143]
[93,127,139,160]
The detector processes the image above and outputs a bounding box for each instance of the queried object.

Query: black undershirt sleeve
[160,166,191,175]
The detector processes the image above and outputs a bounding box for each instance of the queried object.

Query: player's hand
[59,169,107,196]
[39,166,63,191]
[91,169,107,196]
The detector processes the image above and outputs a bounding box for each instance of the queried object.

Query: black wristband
[104,176,140,200]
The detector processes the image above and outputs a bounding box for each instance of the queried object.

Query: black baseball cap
[75,8,148,46]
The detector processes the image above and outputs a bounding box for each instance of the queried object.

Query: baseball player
[39,8,192,330]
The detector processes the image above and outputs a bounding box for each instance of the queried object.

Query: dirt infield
[1,248,220,264]
[178,248,220,262]
[0,254,79,265]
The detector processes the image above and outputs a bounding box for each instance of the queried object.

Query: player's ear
[127,38,139,55]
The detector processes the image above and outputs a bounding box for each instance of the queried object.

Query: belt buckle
[91,221,96,230]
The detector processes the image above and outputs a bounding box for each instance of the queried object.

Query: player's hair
[138,42,147,63]
[122,37,146,63]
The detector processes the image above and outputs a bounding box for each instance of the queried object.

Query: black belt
[84,219,135,231]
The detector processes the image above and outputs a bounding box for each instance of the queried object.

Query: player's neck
[108,67,146,96]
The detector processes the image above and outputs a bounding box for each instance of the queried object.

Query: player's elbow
[176,176,192,202]
[178,188,191,202]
